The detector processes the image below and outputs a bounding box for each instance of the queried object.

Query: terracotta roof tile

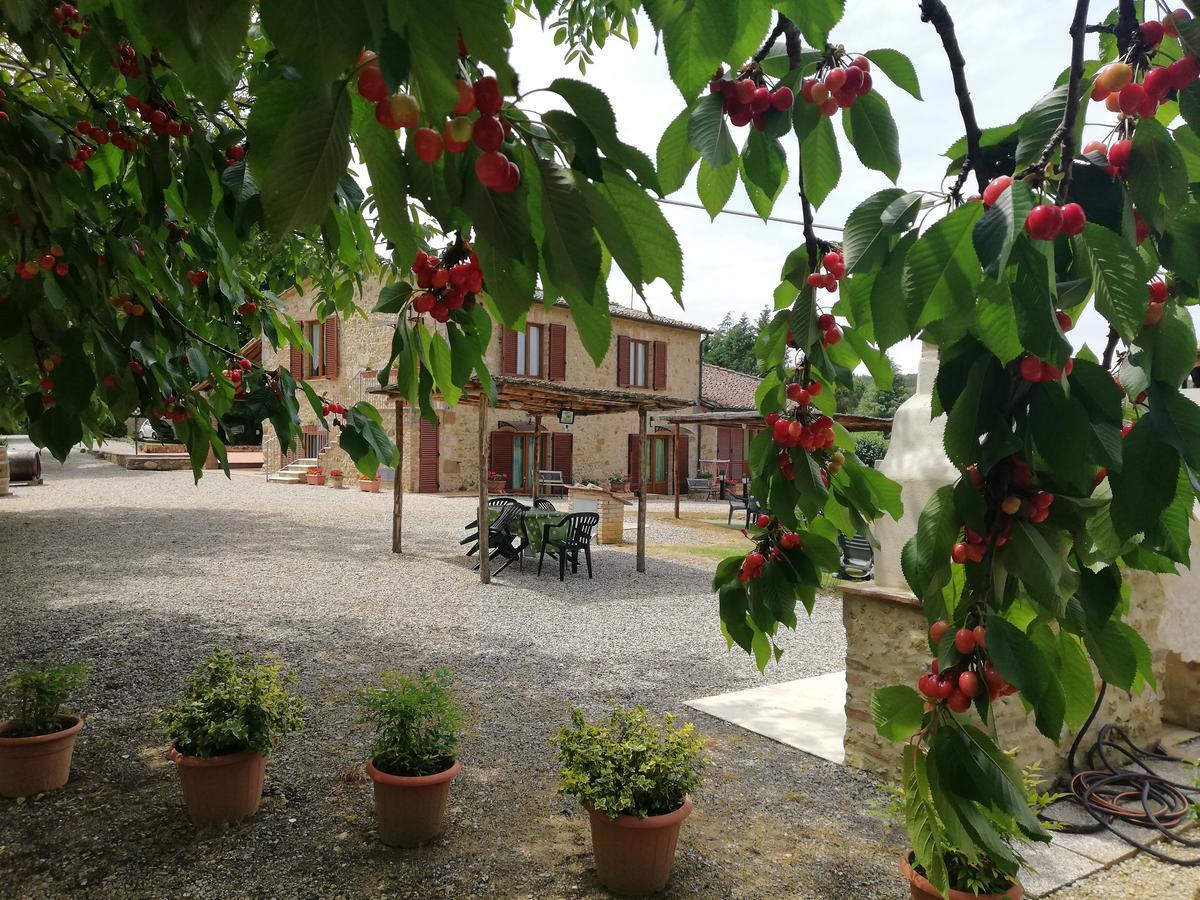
[701,364,761,410]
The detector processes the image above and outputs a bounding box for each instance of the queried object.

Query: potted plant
[328,468,344,488]
[607,473,630,493]
[554,705,706,896]
[158,649,304,825]
[696,469,717,488]
[357,669,462,848]
[305,466,325,485]
[0,662,90,798]
[358,474,381,493]
[486,470,507,494]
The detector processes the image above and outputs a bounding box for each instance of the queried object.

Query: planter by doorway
[0,715,83,798]
[486,479,507,494]
[608,481,630,493]
[168,746,267,825]
[366,758,460,847]
[901,854,1023,900]
[359,477,381,493]
[306,473,326,486]
[586,796,693,896]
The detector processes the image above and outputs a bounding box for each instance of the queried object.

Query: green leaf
[1129,116,1189,232]
[248,79,353,237]
[1084,618,1138,691]
[842,90,901,182]
[352,97,416,265]
[659,0,737,100]
[1006,519,1068,603]
[548,78,660,192]
[1011,236,1072,366]
[393,1,460,118]
[657,106,700,195]
[1074,223,1146,342]
[871,230,918,350]
[697,158,737,219]
[972,277,1022,364]
[904,203,985,330]
[537,160,601,300]
[740,130,787,221]
[903,744,949,899]
[800,115,840,208]
[863,49,922,100]
[1058,632,1098,730]
[871,685,925,741]
[842,188,908,275]
[973,182,1033,279]
[1145,304,1198,386]
[135,0,253,110]
[1014,84,1070,171]
[260,0,367,85]
[1160,203,1200,282]
[1149,381,1200,474]
[985,615,1065,740]
[774,0,845,50]
[1110,418,1181,539]
[1029,382,1092,486]
[687,93,737,169]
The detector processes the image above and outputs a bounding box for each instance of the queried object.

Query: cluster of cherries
[800,56,874,116]
[320,400,348,417]
[356,51,419,129]
[737,517,805,582]
[36,355,64,408]
[238,299,258,316]
[1144,280,1169,326]
[919,622,1016,712]
[1083,138,1131,179]
[222,357,253,390]
[150,393,191,423]
[1092,36,1200,121]
[1018,352,1074,383]
[410,249,484,323]
[817,312,842,346]
[118,93,193,140]
[52,3,87,39]
[805,250,845,293]
[708,67,794,130]
[110,40,145,79]
[0,86,7,124]
[979,175,1087,240]
[224,144,245,167]
[768,409,838,452]
[186,269,208,288]
[107,291,146,317]
[13,244,70,280]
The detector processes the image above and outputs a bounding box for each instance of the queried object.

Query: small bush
[357,669,461,777]
[0,662,91,737]
[157,649,304,758]
[553,705,706,819]
[854,435,888,468]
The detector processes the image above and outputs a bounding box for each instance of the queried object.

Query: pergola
[370,376,693,583]
[655,408,893,517]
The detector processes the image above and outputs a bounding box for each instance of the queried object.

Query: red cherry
[1144,303,1165,326]
[806,381,822,397]
[918,674,938,699]
[825,68,847,92]
[756,514,770,529]
[972,625,987,650]
[823,327,841,345]
[958,671,982,698]
[1025,204,1063,240]
[474,151,510,189]
[414,127,444,163]
[929,620,950,644]
[1149,281,1169,303]
[473,76,503,115]
[1117,82,1146,115]
[856,71,873,95]
[494,161,521,194]
[357,63,387,103]
[823,273,838,291]
[1056,310,1073,332]
[951,543,969,564]
[954,628,977,654]
[947,690,971,713]
[1108,140,1132,175]
[817,313,835,330]
[1141,19,1165,47]
[981,175,1013,208]
[1143,66,1172,101]
[849,56,871,73]
[472,115,505,152]
[770,87,794,111]
[1019,355,1044,382]
[1060,202,1086,237]
[935,678,955,701]
[54,262,69,276]
[38,254,55,269]
[1168,56,1200,90]
[452,79,475,115]
[749,86,771,113]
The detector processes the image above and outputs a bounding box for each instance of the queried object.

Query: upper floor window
[304,320,325,377]
[616,335,667,390]
[503,323,566,380]
[289,319,339,380]
[516,324,543,377]
[627,339,649,387]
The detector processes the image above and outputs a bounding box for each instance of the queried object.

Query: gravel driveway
[0,452,904,899]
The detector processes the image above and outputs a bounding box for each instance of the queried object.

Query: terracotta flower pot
[586,796,693,896]
[168,746,267,825]
[358,478,381,493]
[366,758,460,847]
[901,853,1023,900]
[306,473,325,485]
[609,481,629,493]
[0,715,83,798]
[486,480,507,493]
[328,476,343,488]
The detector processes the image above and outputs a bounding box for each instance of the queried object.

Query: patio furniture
[533,498,557,511]
[727,485,760,527]
[463,497,526,554]
[536,513,600,581]
[537,469,566,497]
[838,532,875,581]
[473,503,527,576]
[686,477,713,500]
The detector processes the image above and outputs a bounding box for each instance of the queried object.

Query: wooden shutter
[289,343,303,376]
[489,431,514,484]
[676,434,689,493]
[552,432,573,482]
[323,318,339,379]
[652,340,667,390]
[616,335,631,387]
[501,328,518,375]
[418,419,439,492]
[627,433,642,484]
[547,323,567,381]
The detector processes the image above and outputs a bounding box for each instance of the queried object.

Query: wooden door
[418,419,439,492]
[630,434,670,494]
[716,426,747,479]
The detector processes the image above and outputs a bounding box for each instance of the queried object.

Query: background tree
[702,308,769,374]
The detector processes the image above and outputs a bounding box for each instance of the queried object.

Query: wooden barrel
[0,443,8,495]
[8,448,42,484]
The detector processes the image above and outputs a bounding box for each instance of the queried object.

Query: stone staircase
[266,457,318,485]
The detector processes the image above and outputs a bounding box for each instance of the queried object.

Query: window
[515,324,543,377]
[628,339,649,387]
[304,320,325,377]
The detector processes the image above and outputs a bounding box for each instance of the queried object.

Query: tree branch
[920,0,987,194]
[780,17,820,270]
[1114,0,1140,58]
[1102,327,1121,369]
[752,15,788,64]
[1056,0,1091,202]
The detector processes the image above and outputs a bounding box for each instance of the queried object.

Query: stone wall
[1163,652,1200,730]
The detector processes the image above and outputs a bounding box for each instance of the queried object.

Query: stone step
[267,472,306,484]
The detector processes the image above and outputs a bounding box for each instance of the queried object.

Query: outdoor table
[488,507,569,553]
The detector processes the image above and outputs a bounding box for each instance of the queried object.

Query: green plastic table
[488,507,569,553]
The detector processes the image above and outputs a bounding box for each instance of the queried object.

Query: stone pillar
[567,486,629,544]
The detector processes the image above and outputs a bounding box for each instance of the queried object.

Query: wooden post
[741,423,749,485]
[532,414,542,501]
[392,399,403,554]
[673,421,681,519]
[637,406,648,573]
[478,400,490,584]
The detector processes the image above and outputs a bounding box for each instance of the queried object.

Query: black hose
[1041,682,1200,864]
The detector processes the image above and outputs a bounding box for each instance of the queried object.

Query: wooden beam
[532,414,542,501]
[637,406,648,573]
[673,421,681,519]
[392,400,403,554]
[478,400,491,584]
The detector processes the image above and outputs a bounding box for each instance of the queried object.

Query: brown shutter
[552,432,573,482]
[323,318,339,379]
[547,323,567,381]
[627,433,642,484]
[616,335,631,387]
[676,434,689,493]
[489,431,513,485]
[418,418,439,492]
[289,343,303,376]
[501,328,518,375]
[653,340,667,390]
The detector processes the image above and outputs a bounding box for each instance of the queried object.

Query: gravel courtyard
[0,452,905,899]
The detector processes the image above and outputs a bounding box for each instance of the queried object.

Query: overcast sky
[500,2,1152,373]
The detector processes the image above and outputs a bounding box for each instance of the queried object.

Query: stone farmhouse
[261,277,763,494]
